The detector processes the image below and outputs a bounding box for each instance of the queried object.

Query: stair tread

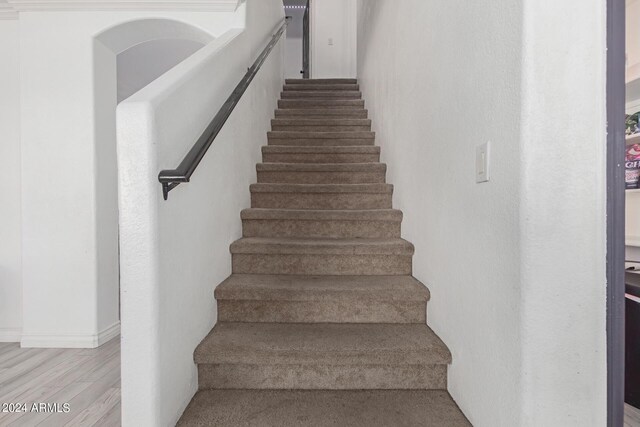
[215,274,429,302]
[262,145,380,153]
[286,78,358,84]
[283,83,359,90]
[250,183,392,193]
[241,208,401,221]
[256,163,385,172]
[182,77,463,417]
[178,390,470,427]
[268,131,374,139]
[281,91,362,96]
[275,108,368,116]
[194,322,451,365]
[230,237,414,255]
[279,100,365,107]
[272,118,371,126]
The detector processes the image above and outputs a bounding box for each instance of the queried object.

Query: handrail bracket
[162,181,180,201]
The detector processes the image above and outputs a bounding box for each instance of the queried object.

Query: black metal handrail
[158,17,290,200]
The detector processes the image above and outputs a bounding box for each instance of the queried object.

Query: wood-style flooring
[0,337,639,427]
[627,403,640,427]
[0,337,120,426]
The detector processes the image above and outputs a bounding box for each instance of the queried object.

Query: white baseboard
[20,321,120,348]
[0,328,22,343]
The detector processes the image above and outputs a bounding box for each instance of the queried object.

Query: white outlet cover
[476,142,490,183]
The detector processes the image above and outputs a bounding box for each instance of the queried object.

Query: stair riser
[251,193,392,210]
[278,100,365,108]
[242,219,401,238]
[262,152,380,163]
[217,300,426,323]
[283,84,359,91]
[280,92,362,99]
[286,78,358,84]
[275,110,368,119]
[232,254,412,275]
[268,139,375,147]
[257,171,386,184]
[272,119,371,126]
[271,125,371,132]
[198,364,446,390]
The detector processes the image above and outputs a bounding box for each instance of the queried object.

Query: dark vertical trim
[302,0,310,78]
[607,0,626,425]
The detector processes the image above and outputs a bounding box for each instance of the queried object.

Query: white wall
[627,0,640,76]
[519,1,606,424]
[284,3,304,78]
[117,1,284,425]
[311,0,356,78]
[18,11,238,348]
[357,0,607,426]
[627,0,640,263]
[627,193,640,265]
[0,20,22,343]
[117,38,206,103]
[627,0,640,111]
[285,37,303,78]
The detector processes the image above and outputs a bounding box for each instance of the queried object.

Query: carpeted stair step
[250,183,393,210]
[215,274,428,323]
[194,322,449,389]
[280,91,362,99]
[179,77,467,424]
[230,237,413,275]
[268,131,375,146]
[275,108,368,119]
[256,163,386,184]
[178,390,471,426]
[283,83,360,91]
[286,78,358,85]
[271,118,372,132]
[261,146,380,163]
[241,208,402,238]
[278,99,365,109]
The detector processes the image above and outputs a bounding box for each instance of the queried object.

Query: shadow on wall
[116,38,206,103]
[95,18,214,103]
[89,19,215,337]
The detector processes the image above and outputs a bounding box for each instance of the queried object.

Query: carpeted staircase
[178,79,470,426]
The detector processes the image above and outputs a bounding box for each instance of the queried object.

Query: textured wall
[117,1,285,425]
[19,10,237,348]
[311,0,356,78]
[357,0,607,425]
[0,20,22,343]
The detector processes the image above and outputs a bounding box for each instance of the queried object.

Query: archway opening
[92,19,214,335]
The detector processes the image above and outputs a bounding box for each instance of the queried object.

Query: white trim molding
[0,328,22,343]
[0,0,18,19]
[7,0,243,12]
[20,322,121,348]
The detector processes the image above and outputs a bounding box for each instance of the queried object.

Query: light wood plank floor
[627,403,640,427]
[0,337,120,426]
[0,338,639,427]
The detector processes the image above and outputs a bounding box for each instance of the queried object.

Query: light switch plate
[476,142,490,183]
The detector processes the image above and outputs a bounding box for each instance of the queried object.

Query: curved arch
[90,18,217,352]
[95,18,214,55]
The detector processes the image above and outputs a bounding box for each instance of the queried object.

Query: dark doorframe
[302,0,310,78]
[607,0,626,425]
